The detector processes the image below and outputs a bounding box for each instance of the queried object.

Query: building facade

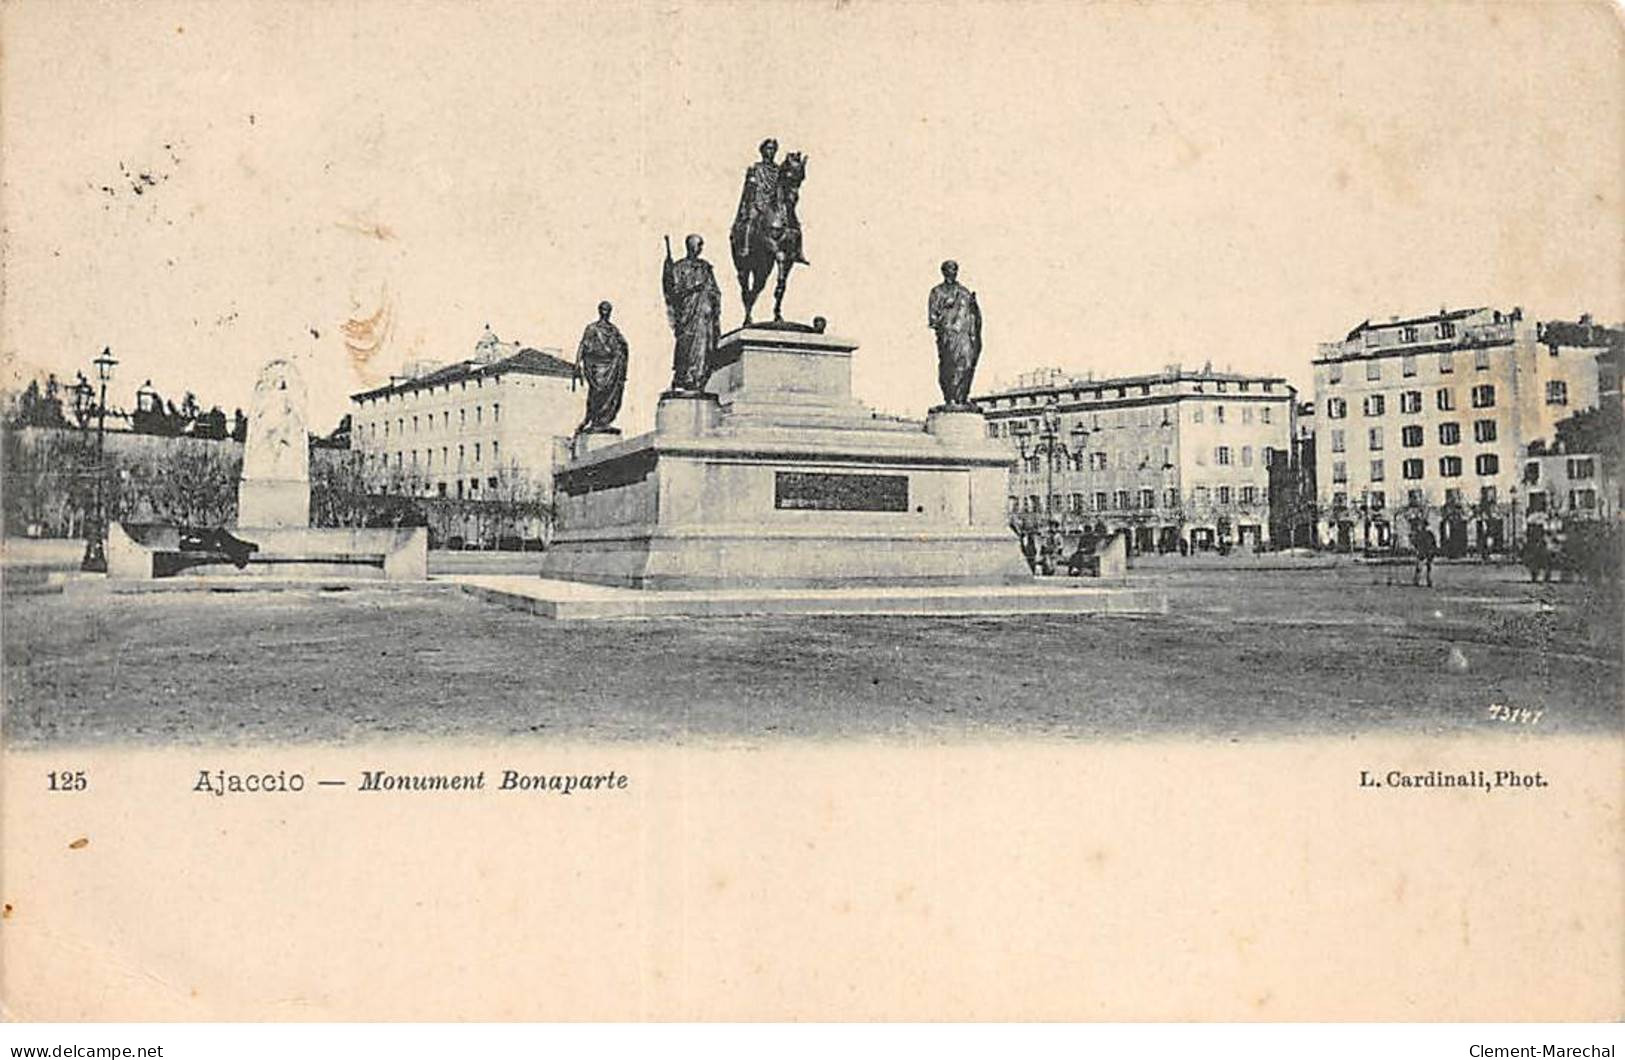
[974,366,1297,554]
[350,327,579,506]
[1311,307,1611,554]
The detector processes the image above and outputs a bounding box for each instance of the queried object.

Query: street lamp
[1015,398,1089,572]
[79,346,117,572]
[70,372,94,430]
[1508,485,1519,555]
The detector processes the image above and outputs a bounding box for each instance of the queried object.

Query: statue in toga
[574,300,629,433]
[662,233,722,393]
[928,260,983,410]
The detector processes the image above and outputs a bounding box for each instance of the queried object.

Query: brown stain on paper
[68,837,89,850]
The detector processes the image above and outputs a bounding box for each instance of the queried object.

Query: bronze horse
[730,152,807,324]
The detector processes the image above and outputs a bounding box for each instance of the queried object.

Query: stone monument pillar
[237,359,310,529]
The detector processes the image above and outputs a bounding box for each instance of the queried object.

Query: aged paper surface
[2,0,1622,1021]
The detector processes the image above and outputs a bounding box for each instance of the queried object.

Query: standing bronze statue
[929,260,984,410]
[730,137,809,325]
[574,300,629,433]
[662,233,722,393]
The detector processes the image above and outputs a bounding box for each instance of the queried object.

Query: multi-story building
[350,327,579,504]
[974,365,1297,554]
[1311,307,1610,554]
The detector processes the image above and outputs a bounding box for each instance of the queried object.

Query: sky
[2,0,1621,434]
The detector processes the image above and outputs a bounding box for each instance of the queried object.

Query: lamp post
[1016,398,1088,572]
[1508,485,1519,555]
[79,347,116,573]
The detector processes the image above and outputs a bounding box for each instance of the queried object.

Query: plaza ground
[2,547,1618,746]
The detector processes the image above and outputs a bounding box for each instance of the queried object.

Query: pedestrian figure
[1411,524,1438,587]
[1522,525,1551,584]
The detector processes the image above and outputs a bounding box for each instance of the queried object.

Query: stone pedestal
[926,408,990,444]
[653,391,722,436]
[237,480,309,530]
[573,428,623,459]
[538,326,1029,589]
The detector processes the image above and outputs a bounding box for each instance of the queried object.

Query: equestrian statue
[729,137,809,325]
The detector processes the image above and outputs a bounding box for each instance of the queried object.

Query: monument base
[108,523,428,581]
[539,326,1029,590]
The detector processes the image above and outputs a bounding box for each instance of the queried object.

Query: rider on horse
[730,138,809,323]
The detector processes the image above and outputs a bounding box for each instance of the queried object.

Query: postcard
[2,0,1620,1022]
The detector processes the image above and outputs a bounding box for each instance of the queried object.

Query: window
[457,443,465,466]
[1089,452,1107,471]
[459,409,467,427]
[1094,492,1108,511]
[1402,425,1423,448]
[1215,486,1231,505]
[1165,488,1180,508]
[1370,490,1386,510]
[437,482,447,498]
[1242,407,1253,424]
[1370,459,1385,482]
[1113,489,1130,510]
[1261,407,1272,424]
[1332,460,1347,483]
[1216,446,1232,465]
[1445,488,1462,507]
[1327,397,1347,419]
[1332,491,1348,510]
[412,415,418,432]
[1069,493,1085,513]
[1524,461,1541,485]
[1475,454,1499,476]
[1480,486,1496,507]
[1474,347,1490,370]
[1193,487,1211,506]
[1368,428,1383,450]
[1406,488,1424,507]
[474,442,481,464]
[493,403,501,422]
[1439,321,1457,339]
[1008,496,1020,513]
[1527,491,1547,513]
[383,421,389,439]
[1571,488,1597,510]
[1215,406,1226,424]
[1363,395,1385,416]
[1546,380,1568,406]
[1439,456,1463,477]
[1048,493,1061,512]
[1567,457,1595,480]
[1191,406,1204,424]
[1436,388,1455,411]
[1439,351,1454,374]
[1402,354,1417,377]
[488,476,498,490]
[1400,390,1422,414]
[1241,486,1257,505]
[1439,422,1460,446]
[1473,419,1497,443]
[1139,488,1155,509]
[492,440,499,463]
[1241,446,1253,467]
[1470,384,1496,409]
[476,406,483,424]
[1365,361,1381,381]
[1401,326,1418,343]
[1403,459,1424,480]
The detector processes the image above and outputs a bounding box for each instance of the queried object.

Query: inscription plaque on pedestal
[774,471,909,512]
